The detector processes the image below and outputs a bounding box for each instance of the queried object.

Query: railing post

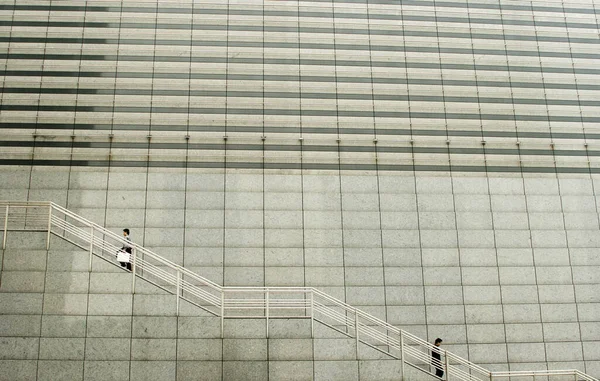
[310,291,314,339]
[88,226,94,272]
[400,330,405,381]
[445,350,450,381]
[355,311,360,359]
[176,270,181,316]
[220,290,225,339]
[46,205,52,250]
[131,247,136,294]
[3,205,8,250]
[489,372,493,381]
[266,290,270,339]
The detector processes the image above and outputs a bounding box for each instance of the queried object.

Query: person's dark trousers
[125,247,132,271]
[432,353,443,379]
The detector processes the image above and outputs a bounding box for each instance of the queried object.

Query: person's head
[123,228,130,236]
[434,338,442,346]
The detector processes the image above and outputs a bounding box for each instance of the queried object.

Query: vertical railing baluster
[131,247,136,293]
[3,205,8,250]
[176,270,181,316]
[400,330,405,381]
[445,350,450,381]
[310,291,314,339]
[220,290,225,339]
[46,205,52,250]
[266,290,270,339]
[89,226,94,272]
[355,311,360,359]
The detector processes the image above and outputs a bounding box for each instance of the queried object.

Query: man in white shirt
[119,228,132,271]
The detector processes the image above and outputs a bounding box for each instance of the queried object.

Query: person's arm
[121,236,132,250]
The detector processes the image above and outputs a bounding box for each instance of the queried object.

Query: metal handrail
[493,370,593,377]
[1,200,597,381]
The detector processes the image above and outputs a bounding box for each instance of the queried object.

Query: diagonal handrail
[1,201,597,381]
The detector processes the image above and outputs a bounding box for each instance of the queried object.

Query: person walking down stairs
[431,338,444,379]
[118,228,133,271]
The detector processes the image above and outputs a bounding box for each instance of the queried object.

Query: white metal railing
[1,201,597,381]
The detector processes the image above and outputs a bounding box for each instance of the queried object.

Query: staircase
[1,201,597,381]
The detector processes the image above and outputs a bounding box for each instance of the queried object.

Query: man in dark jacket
[431,338,444,378]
